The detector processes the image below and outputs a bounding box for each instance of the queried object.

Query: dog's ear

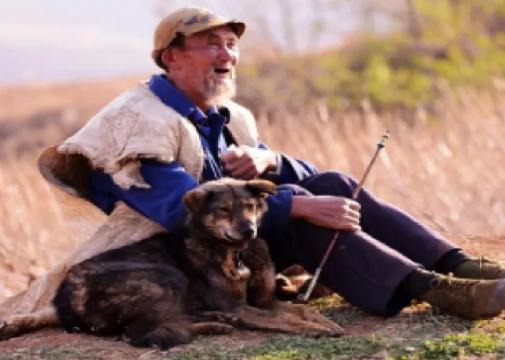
[183,188,211,214]
[246,179,276,199]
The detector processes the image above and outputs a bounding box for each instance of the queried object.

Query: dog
[52,178,343,349]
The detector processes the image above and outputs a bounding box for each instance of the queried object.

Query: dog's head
[183,178,276,248]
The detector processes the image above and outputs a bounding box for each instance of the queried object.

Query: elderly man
[1,7,505,333]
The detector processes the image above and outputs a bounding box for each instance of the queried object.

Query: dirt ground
[0,236,503,359]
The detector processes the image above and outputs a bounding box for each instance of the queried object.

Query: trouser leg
[285,220,419,315]
[262,171,460,315]
[297,171,458,269]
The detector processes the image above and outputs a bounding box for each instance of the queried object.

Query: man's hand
[291,195,361,232]
[221,145,277,180]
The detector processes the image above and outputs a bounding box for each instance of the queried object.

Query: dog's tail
[0,306,58,340]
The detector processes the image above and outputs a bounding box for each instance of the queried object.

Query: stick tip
[377,130,390,148]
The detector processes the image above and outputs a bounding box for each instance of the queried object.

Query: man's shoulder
[97,82,180,120]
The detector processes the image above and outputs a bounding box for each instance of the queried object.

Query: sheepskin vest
[0,83,259,318]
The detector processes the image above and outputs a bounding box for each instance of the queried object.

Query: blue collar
[148,74,211,126]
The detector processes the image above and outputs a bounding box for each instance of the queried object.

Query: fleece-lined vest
[0,82,259,318]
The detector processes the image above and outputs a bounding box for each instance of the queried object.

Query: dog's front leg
[242,238,277,308]
[191,310,242,326]
[0,306,58,340]
[234,305,344,337]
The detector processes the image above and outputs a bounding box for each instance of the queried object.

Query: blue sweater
[88,75,318,238]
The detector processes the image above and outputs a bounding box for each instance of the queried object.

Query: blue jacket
[88,75,318,238]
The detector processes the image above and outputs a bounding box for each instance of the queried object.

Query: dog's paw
[189,321,234,335]
[193,311,240,325]
[300,325,344,338]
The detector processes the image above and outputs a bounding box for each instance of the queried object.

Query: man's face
[166,25,239,107]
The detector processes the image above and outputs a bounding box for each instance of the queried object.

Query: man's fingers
[347,200,361,211]
[220,147,245,163]
[342,214,360,226]
[225,159,252,175]
[228,162,257,179]
[346,209,361,221]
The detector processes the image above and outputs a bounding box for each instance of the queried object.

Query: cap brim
[185,19,246,39]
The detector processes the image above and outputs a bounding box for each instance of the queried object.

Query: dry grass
[259,89,505,237]
[0,79,504,302]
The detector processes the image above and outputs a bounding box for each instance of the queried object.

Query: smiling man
[2,7,505,335]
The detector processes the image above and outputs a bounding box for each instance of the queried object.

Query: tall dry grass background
[0,79,504,302]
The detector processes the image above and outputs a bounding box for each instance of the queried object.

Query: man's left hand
[221,145,277,179]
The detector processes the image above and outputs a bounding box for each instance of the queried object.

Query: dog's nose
[240,226,256,239]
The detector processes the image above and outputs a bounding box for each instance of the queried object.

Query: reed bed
[0,85,504,302]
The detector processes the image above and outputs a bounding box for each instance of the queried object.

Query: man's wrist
[290,195,309,219]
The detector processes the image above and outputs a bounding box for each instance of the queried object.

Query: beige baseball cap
[152,6,246,69]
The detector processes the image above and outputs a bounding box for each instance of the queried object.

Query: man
[2,7,505,328]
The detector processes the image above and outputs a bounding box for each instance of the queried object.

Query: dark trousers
[262,172,457,316]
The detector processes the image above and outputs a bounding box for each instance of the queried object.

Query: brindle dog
[53,178,343,349]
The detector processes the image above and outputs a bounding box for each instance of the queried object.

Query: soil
[0,236,503,359]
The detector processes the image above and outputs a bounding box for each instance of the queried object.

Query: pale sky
[0,0,364,85]
[0,0,159,85]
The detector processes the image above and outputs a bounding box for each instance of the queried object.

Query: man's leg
[261,172,505,318]
[262,181,420,316]
[281,220,420,316]
[297,171,457,269]
[297,171,505,280]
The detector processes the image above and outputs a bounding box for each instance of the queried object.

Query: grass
[0,305,504,359]
[0,347,101,360]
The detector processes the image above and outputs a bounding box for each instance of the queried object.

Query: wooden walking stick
[299,130,390,302]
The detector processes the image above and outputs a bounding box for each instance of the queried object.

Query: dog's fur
[52,178,343,349]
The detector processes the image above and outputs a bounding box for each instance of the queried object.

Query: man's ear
[246,179,276,199]
[183,188,211,214]
[161,47,179,70]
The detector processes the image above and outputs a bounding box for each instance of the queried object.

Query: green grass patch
[393,331,505,360]
[0,346,101,360]
[243,334,385,360]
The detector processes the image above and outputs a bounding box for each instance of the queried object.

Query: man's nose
[217,46,237,63]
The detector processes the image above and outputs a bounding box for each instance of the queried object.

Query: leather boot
[419,274,505,319]
[452,258,505,280]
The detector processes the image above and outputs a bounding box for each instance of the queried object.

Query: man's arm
[290,195,361,232]
[89,159,304,235]
[220,145,361,234]
[220,144,318,184]
[89,160,197,231]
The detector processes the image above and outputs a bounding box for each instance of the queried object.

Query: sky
[0,0,159,85]
[0,0,364,86]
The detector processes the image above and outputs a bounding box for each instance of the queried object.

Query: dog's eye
[216,205,231,214]
[244,202,256,212]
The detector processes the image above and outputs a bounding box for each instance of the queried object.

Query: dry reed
[0,83,504,302]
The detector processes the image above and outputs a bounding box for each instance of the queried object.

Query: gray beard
[202,74,236,105]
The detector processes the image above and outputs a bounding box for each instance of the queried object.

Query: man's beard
[201,70,236,105]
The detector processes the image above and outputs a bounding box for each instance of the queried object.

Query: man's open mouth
[214,67,231,74]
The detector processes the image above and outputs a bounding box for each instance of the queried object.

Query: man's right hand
[290,195,361,232]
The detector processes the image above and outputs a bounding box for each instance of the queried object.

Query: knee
[302,171,357,197]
